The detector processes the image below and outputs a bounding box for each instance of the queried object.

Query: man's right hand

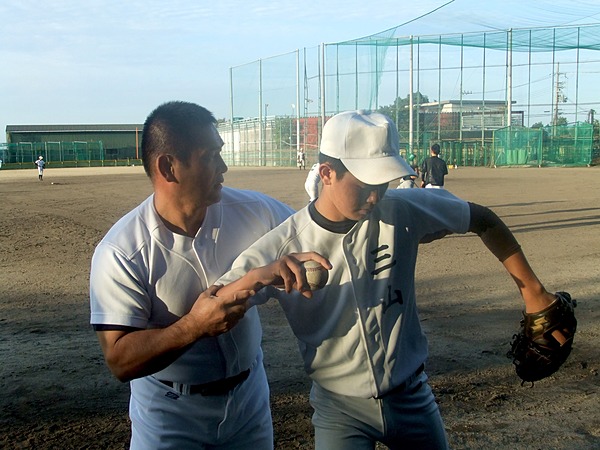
[187,285,255,338]
[96,284,256,382]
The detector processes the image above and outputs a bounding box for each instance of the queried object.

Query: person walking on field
[420,143,448,188]
[89,101,298,449]
[215,110,571,449]
[34,156,45,181]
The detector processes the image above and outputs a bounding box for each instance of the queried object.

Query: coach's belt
[157,369,250,396]
[376,363,425,399]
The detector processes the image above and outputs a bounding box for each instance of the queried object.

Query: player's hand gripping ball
[507,291,577,385]
[303,260,329,291]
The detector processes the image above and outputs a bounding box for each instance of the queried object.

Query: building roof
[419,100,513,107]
[6,124,144,133]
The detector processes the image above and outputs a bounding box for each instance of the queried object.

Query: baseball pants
[310,371,448,450]
[129,355,273,450]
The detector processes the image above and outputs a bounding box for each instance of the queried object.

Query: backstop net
[494,122,593,167]
[226,23,600,167]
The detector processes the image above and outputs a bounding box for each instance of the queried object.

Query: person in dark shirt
[420,143,448,188]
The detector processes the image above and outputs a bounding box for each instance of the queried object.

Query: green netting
[228,23,600,167]
[494,123,592,166]
[344,24,600,52]
[0,141,142,168]
[3,141,105,162]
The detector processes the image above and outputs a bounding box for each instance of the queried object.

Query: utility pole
[553,62,566,127]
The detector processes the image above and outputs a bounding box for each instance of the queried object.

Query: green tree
[377,92,429,136]
[377,92,432,158]
[555,116,568,126]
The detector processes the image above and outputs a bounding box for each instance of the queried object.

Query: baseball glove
[507,291,577,385]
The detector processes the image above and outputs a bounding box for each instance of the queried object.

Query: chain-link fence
[0,141,142,169]
[227,24,600,167]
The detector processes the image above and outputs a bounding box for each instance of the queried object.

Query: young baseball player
[420,143,448,188]
[89,101,295,449]
[216,110,567,449]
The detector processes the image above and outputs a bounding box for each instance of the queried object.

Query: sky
[2,0,600,135]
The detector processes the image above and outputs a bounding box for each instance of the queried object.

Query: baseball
[303,260,329,291]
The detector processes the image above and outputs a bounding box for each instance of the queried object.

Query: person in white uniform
[89,101,294,449]
[34,155,45,180]
[304,162,320,202]
[216,110,567,449]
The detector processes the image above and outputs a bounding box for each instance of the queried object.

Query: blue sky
[1,0,599,135]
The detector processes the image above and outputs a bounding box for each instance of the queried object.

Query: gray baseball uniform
[218,188,468,448]
[219,188,469,397]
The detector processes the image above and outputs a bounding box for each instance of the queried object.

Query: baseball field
[1,165,599,449]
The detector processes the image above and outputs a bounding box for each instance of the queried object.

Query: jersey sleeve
[217,243,282,307]
[394,189,470,242]
[216,214,296,307]
[89,242,151,328]
[256,193,295,228]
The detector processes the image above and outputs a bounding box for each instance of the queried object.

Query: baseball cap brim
[343,154,415,185]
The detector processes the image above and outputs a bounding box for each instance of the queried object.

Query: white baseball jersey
[218,188,470,398]
[304,163,320,201]
[90,187,293,384]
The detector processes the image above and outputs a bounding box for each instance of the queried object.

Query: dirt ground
[0,164,599,449]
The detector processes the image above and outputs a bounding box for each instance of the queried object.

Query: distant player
[297,149,306,169]
[420,143,448,188]
[396,174,419,189]
[304,162,320,202]
[407,150,419,175]
[34,156,45,181]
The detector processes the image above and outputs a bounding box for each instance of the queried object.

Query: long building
[4,124,144,162]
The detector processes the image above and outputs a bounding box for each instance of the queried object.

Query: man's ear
[319,163,334,185]
[157,154,177,182]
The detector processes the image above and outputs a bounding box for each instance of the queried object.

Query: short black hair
[318,153,348,178]
[141,101,216,178]
[431,143,441,155]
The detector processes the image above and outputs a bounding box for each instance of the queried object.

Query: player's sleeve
[89,242,151,329]
[400,189,470,243]
[256,194,295,228]
[468,202,521,262]
[217,222,291,307]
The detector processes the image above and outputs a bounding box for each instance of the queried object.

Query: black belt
[376,363,425,399]
[158,369,250,396]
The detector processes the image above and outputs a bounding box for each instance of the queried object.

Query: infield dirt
[1,165,599,449]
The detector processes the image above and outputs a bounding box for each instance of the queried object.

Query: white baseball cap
[320,110,415,185]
